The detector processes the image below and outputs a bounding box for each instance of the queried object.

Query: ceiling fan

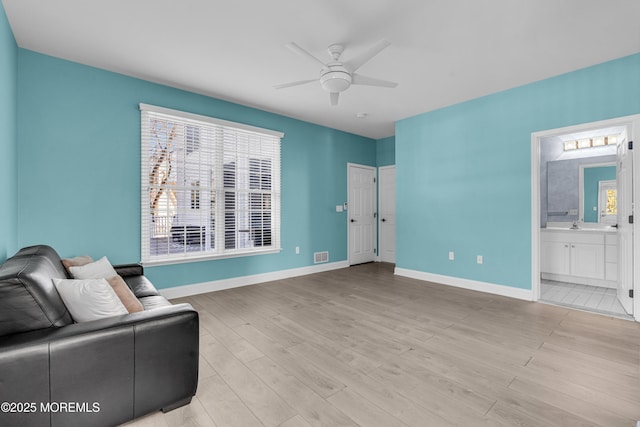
[274,39,398,106]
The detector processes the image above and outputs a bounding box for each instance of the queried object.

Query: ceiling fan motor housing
[320,63,352,93]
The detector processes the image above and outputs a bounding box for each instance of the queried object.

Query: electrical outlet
[449,251,454,261]
[477,255,483,264]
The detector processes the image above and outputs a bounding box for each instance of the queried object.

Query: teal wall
[16,50,375,289]
[396,53,640,290]
[6,2,640,294]
[376,136,395,166]
[0,3,17,262]
[583,165,616,223]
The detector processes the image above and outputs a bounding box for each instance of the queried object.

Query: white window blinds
[140,103,283,264]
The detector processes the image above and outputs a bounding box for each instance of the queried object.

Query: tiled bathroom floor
[540,280,633,320]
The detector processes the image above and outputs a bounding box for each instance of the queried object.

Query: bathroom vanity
[540,227,617,288]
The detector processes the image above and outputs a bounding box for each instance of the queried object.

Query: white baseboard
[394,268,534,301]
[159,260,350,299]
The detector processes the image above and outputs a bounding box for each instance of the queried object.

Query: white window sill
[142,247,282,267]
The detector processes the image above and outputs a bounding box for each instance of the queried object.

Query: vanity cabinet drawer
[541,231,604,245]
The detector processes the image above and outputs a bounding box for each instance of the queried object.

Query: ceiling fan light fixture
[320,65,352,93]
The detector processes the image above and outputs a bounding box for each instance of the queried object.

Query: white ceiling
[3,0,640,139]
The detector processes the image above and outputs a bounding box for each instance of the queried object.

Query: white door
[598,180,617,224]
[348,164,376,265]
[379,166,396,263]
[616,129,633,314]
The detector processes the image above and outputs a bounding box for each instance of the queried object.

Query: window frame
[140,103,283,266]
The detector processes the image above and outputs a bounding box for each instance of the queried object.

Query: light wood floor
[122,263,640,427]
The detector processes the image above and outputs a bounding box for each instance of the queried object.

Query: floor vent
[314,251,329,264]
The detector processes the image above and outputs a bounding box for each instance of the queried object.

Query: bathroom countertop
[542,226,616,233]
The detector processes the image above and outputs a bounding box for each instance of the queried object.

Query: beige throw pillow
[62,255,94,274]
[107,276,144,313]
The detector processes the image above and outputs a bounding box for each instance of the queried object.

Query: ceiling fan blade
[286,42,327,69]
[330,92,339,106]
[352,73,397,88]
[274,79,317,90]
[345,39,391,72]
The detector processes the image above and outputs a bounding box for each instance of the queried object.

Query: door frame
[531,114,640,321]
[347,163,377,265]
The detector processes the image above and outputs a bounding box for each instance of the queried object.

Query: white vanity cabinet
[540,239,571,276]
[540,229,616,288]
[604,233,617,282]
[570,240,604,279]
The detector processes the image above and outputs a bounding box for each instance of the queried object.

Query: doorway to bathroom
[531,115,640,321]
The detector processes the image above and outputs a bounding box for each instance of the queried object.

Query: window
[190,181,201,210]
[140,104,283,264]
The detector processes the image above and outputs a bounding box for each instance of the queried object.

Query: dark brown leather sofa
[0,245,199,427]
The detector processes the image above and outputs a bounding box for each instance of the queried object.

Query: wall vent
[314,251,329,264]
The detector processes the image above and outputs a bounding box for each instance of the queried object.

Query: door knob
[350,219,356,223]
[381,218,387,222]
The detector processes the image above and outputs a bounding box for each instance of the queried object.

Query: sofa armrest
[112,264,159,298]
[113,263,144,278]
[0,304,199,427]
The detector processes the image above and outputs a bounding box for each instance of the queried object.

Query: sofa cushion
[107,276,144,313]
[139,295,173,311]
[53,278,128,322]
[123,275,161,298]
[0,245,73,337]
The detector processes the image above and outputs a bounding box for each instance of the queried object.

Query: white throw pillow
[53,278,128,322]
[68,256,117,279]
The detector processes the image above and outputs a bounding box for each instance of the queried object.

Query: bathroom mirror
[546,156,616,224]
[579,163,616,223]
